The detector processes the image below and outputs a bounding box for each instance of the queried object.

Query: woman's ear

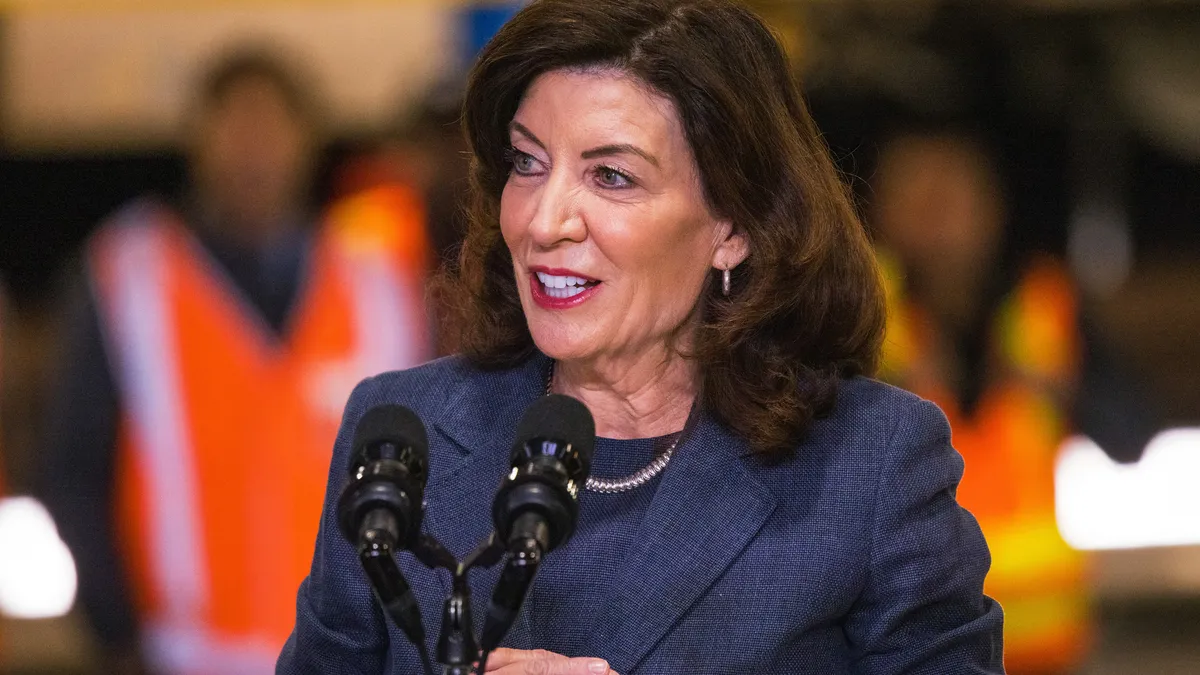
[712,221,750,270]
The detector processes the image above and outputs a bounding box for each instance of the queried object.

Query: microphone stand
[475,540,540,674]
[405,532,509,675]
[349,507,541,675]
[341,403,572,675]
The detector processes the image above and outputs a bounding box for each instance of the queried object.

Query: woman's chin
[528,327,598,364]
[531,340,590,364]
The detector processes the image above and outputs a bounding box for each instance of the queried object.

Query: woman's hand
[483,648,618,674]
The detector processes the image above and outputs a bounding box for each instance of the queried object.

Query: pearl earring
[722,267,731,296]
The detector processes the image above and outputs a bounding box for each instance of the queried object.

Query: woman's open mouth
[536,271,600,298]
[529,268,602,309]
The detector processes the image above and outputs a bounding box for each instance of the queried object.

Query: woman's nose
[528,173,587,248]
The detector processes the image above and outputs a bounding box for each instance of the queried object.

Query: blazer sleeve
[844,397,1006,674]
[277,376,389,675]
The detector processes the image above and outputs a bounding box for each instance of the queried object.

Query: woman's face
[501,69,747,367]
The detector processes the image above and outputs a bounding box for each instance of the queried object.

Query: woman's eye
[508,147,540,176]
[594,166,633,189]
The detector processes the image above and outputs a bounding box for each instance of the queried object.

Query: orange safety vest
[89,188,431,675]
[879,253,1091,673]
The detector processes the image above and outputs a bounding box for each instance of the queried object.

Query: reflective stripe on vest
[95,211,208,624]
[337,243,421,386]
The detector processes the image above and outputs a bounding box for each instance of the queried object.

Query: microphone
[480,394,595,653]
[336,404,431,667]
[338,403,429,548]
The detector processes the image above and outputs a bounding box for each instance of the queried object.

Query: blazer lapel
[418,353,550,650]
[420,353,549,560]
[430,352,550,469]
[587,415,777,674]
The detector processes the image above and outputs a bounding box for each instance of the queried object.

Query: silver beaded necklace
[545,361,683,494]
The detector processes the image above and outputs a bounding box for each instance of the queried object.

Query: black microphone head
[338,404,429,548]
[494,395,595,553]
[350,404,429,478]
[511,394,595,481]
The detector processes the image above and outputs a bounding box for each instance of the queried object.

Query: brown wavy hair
[439,0,886,455]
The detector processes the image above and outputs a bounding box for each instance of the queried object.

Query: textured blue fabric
[277,352,1005,674]
[524,434,664,654]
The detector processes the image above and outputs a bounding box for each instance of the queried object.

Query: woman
[279,0,1004,673]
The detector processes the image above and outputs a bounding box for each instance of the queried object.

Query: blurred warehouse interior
[0,0,1198,673]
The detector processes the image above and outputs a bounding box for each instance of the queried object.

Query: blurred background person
[36,47,432,675]
[871,127,1156,675]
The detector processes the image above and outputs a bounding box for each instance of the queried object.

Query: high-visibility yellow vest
[879,251,1091,673]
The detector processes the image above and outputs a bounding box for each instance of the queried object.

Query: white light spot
[0,496,78,618]
[1056,428,1200,550]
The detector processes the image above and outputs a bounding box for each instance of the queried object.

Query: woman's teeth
[535,271,597,299]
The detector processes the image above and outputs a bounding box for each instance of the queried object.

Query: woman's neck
[550,348,697,440]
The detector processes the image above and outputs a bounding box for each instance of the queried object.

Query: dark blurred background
[0,1,1196,673]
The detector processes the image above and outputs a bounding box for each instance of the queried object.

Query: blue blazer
[278,353,1004,674]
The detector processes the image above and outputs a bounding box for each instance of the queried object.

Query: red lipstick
[528,266,602,310]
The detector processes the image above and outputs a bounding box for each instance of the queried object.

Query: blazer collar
[432,351,551,460]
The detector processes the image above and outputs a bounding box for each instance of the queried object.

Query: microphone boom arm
[356,510,432,673]
[481,534,542,652]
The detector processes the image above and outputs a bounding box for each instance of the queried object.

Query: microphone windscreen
[350,404,430,472]
[512,394,596,474]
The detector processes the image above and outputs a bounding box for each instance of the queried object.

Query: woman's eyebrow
[510,121,660,169]
[509,122,547,152]
[581,144,660,168]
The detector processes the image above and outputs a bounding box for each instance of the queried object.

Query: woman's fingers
[484,649,559,670]
[483,648,615,674]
